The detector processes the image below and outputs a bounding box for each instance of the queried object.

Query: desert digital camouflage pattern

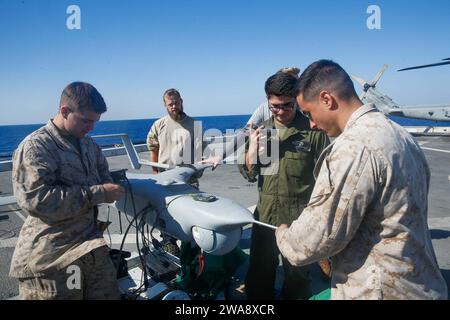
[10,120,111,278]
[276,104,448,299]
[18,246,120,300]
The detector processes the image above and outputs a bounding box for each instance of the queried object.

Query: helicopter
[351,62,450,122]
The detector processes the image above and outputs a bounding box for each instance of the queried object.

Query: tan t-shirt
[146,114,203,165]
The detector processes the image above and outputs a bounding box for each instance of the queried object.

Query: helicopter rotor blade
[398,60,450,71]
[371,64,388,87]
[351,74,369,100]
[351,74,366,87]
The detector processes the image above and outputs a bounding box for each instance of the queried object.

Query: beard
[168,107,185,121]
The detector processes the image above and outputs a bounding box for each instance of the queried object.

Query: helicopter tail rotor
[351,74,369,100]
[351,65,388,100]
[370,64,388,87]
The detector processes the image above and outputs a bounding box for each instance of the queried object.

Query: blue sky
[1,0,450,125]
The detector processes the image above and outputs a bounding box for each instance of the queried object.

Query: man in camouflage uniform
[276,60,448,299]
[10,82,125,299]
[239,72,330,299]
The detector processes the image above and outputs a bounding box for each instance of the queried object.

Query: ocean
[0,115,250,159]
[1,114,449,160]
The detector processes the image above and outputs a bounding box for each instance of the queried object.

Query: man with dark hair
[60,81,108,114]
[10,82,125,299]
[239,72,329,299]
[247,67,301,127]
[276,60,448,299]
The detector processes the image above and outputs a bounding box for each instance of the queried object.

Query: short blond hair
[163,88,181,102]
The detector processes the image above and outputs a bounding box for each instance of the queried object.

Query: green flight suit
[239,110,329,299]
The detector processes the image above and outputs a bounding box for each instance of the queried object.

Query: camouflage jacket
[276,104,448,299]
[10,120,111,278]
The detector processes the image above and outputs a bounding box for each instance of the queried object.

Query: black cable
[149,205,162,248]
[146,224,150,247]
[118,210,123,234]
[0,209,18,214]
[130,282,146,297]
[112,174,156,298]
[115,203,151,278]
[139,215,150,248]
[122,185,134,225]
[125,177,150,290]
[138,211,155,275]
[106,205,112,247]
[114,175,179,297]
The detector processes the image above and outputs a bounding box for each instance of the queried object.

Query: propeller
[351,74,370,100]
[351,65,388,100]
[351,74,366,87]
[398,58,450,71]
[371,64,388,87]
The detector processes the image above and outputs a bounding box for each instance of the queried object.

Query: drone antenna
[253,220,277,230]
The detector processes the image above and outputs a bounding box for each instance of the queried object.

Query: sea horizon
[0,114,252,159]
[1,113,450,160]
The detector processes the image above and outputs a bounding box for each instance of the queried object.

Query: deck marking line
[422,147,450,154]
[14,210,27,222]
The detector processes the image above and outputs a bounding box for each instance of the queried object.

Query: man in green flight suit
[239,72,330,299]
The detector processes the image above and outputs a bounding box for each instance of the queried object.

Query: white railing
[405,126,450,135]
[0,160,12,172]
[0,132,237,173]
[1,134,148,172]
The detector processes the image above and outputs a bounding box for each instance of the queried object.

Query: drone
[100,133,274,257]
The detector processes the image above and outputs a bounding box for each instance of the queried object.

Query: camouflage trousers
[18,246,120,300]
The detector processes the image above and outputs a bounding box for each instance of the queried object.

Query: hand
[103,183,125,203]
[199,155,222,170]
[246,123,265,167]
[275,223,289,239]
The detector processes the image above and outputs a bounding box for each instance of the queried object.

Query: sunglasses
[268,100,296,111]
